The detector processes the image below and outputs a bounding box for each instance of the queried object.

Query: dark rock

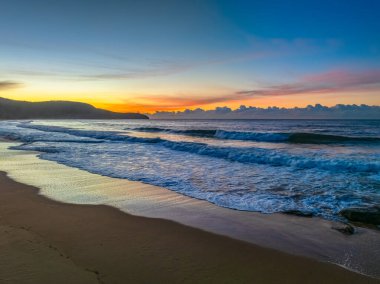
[339,207,380,226]
[340,207,380,226]
[332,223,355,235]
[283,210,314,218]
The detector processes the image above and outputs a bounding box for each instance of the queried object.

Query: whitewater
[0,119,379,221]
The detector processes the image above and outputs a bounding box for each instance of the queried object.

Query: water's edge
[0,142,379,279]
[1,120,379,222]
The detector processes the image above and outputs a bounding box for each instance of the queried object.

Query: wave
[127,127,217,137]
[288,133,380,144]
[216,130,380,144]
[127,127,380,144]
[14,123,380,173]
[215,130,289,142]
[0,125,102,144]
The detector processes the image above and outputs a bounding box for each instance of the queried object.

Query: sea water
[0,119,379,221]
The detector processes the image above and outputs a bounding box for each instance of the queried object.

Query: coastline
[0,171,378,283]
[0,141,379,281]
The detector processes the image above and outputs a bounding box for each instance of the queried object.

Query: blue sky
[0,0,379,112]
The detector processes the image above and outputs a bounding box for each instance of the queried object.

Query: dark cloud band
[0,81,22,90]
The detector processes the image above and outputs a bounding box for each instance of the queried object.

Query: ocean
[0,119,379,222]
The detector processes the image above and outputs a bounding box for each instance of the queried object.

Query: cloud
[6,60,193,81]
[83,62,191,80]
[134,94,239,107]
[243,36,344,57]
[114,91,253,112]
[150,104,380,119]
[75,49,272,81]
[237,69,380,97]
[18,50,270,81]
[1,39,273,81]
[0,36,345,83]
[0,41,193,80]
[0,81,22,91]
[6,36,332,83]
[121,69,380,110]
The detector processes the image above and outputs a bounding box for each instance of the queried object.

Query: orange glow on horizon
[93,89,380,113]
[1,88,379,114]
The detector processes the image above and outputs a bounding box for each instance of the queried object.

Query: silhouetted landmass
[0,98,148,119]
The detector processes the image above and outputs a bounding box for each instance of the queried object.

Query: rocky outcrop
[283,210,314,218]
[339,207,380,226]
[331,223,355,235]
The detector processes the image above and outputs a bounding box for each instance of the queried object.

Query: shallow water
[0,119,379,221]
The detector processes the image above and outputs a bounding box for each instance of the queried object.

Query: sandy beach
[0,171,378,283]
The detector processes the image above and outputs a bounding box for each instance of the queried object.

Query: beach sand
[0,172,378,283]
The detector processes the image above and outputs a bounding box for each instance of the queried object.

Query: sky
[0,0,379,113]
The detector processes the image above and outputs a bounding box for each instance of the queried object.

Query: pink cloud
[238,69,380,97]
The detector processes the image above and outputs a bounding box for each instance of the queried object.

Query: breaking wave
[127,126,380,144]
[14,123,380,173]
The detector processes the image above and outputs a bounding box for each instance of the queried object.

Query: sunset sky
[1,0,379,113]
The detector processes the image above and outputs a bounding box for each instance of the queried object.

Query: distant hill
[0,98,148,119]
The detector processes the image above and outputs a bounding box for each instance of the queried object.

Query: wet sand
[0,172,378,283]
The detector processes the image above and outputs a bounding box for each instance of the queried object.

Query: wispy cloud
[5,36,331,82]
[1,39,273,81]
[0,35,346,83]
[6,50,271,81]
[77,50,271,80]
[113,69,380,112]
[0,40,192,80]
[122,91,251,110]
[242,35,343,56]
[237,69,380,97]
[82,62,191,80]
[5,64,188,81]
[0,81,22,91]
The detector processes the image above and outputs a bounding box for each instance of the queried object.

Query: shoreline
[0,171,378,283]
[0,141,379,280]
[1,142,380,276]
